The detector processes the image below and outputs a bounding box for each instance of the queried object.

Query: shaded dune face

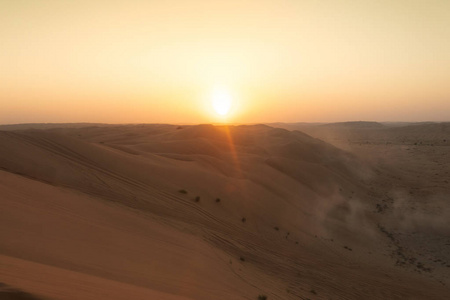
[0,283,46,300]
[0,124,449,300]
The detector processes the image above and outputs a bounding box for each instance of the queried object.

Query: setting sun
[211,88,233,116]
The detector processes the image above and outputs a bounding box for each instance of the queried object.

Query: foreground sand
[0,123,449,299]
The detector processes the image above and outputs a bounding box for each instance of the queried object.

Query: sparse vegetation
[240,256,245,262]
[310,289,317,295]
[241,217,246,223]
[416,262,432,272]
[195,196,200,202]
[378,224,394,241]
[258,295,267,300]
[378,224,433,272]
[273,226,279,231]
[178,189,187,194]
[376,203,388,213]
[216,198,221,203]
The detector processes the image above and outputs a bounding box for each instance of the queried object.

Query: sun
[211,87,232,116]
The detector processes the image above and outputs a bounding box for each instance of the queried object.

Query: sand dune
[0,124,449,299]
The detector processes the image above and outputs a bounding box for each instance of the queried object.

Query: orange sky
[1,0,450,124]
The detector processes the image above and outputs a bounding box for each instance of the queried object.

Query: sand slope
[0,124,449,299]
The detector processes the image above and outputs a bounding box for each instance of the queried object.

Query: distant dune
[271,121,450,148]
[0,123,449,299]
[0,123,112,131]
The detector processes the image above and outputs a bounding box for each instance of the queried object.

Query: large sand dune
[0,124,449,299]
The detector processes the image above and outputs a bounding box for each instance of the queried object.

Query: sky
[1,0,450,124]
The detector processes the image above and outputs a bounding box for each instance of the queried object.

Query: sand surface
[0,123,449,299]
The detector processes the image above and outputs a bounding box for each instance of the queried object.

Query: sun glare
[212,88,232,116]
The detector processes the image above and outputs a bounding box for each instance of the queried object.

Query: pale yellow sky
[1,0,449,124]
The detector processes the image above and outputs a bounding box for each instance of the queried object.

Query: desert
[0,122,449,299]
[2,1,450,298]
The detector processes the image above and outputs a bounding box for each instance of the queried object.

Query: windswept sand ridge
[0,124,449,299]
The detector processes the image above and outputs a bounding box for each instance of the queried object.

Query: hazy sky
[1,0,450,124]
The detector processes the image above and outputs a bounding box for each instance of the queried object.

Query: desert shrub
[216,198,221,202]
[258,295,267,300]
[242,217,246,223]
[195,196,200,202]
[273,226,279,231]
[178,189,187,194]
[240,256,245,262]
